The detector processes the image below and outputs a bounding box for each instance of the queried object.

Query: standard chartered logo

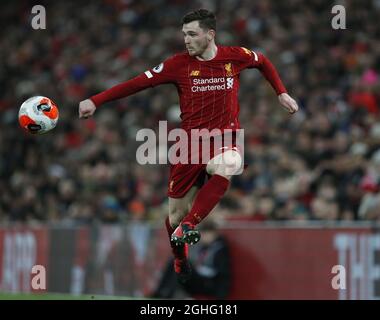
[191,77,234,92]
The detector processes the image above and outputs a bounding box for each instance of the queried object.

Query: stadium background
[0,0,379,299]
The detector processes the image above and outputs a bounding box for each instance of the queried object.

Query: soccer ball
[18,96,59,134]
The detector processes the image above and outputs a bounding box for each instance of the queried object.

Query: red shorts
[168,163,207,198]
[167,132,242,198]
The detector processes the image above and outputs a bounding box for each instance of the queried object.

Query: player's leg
[169,186,201,246]
[166,186,198,281]
[178,149,242,245]
[168,186,199,228]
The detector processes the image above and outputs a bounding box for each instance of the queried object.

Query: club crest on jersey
[190,70,200,76]
[153,63,164,73]
[225,63,233,77]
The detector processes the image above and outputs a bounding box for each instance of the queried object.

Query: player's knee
[208,150,243,177]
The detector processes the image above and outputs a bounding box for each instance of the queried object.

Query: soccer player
[78,9,299,281]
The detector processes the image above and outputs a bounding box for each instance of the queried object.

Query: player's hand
[79,99,96,119]
[278,93,299,114]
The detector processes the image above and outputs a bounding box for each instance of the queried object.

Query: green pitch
[0,292,139,300]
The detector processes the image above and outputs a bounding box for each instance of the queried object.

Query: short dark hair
[182,9,216,31]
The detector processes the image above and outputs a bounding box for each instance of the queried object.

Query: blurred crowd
[0,0,380,224]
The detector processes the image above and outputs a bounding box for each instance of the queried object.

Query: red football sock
[182,174,229,226]
[165,216,187,259]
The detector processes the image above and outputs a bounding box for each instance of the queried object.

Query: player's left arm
[239,47,299,114]
[277,91,299,114]
[257,53,299,114]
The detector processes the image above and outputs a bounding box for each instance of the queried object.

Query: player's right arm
[78,55,179,118]
[79,99,97,118]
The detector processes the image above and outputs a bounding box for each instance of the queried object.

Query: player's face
[182,21,212,56]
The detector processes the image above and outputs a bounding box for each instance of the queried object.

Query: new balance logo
[190,70,200,76]
[193,213,202,223]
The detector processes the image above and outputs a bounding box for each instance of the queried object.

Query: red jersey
[91,46,287,132]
